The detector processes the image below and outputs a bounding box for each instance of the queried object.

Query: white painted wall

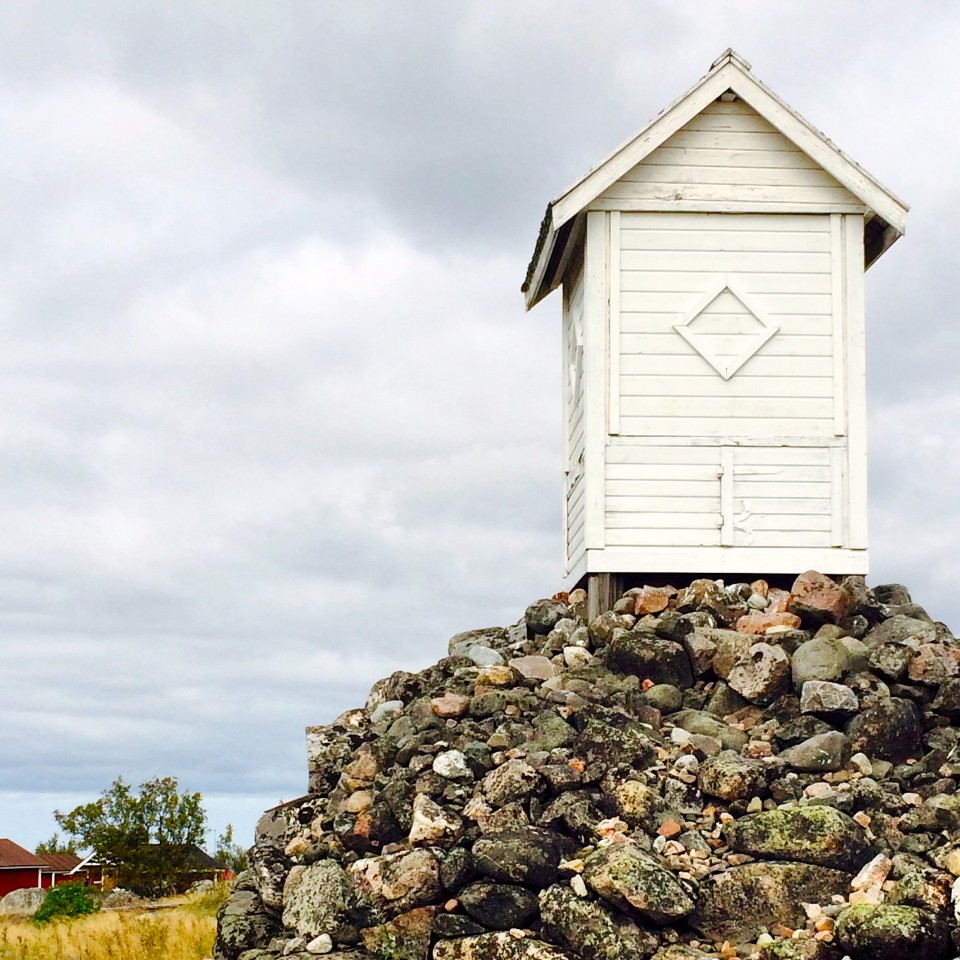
[562,256,586,573]
[592,99,863,213]
[560,96,871,580]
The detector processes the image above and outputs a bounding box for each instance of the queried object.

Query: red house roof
[0,839,46,870]
[38,854,83,873]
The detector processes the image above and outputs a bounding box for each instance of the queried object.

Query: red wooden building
[0,839,45,897]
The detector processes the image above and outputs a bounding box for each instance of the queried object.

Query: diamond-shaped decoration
[673,281,779,380]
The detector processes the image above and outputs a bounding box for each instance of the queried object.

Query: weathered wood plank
[621,164,844,189]
[605,495,721,513]
[620,249,831,273]
[620,228,831,252]
[620,374,834,398]
[618,416,833,437]
[619,395,835,420]
[635,146,821,170]
[606,512,722,530]
[620,355,833,378]
[619,333,834,357]
[605,528,722,547]
[621,211,830,232]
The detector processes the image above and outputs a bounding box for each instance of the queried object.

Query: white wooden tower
[522,50,908,593]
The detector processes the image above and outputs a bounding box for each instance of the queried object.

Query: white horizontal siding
[731,446,834,548]
[616,208,835,439]
[594,99,861,210]
[564,259,586,565]
[603,443,839,551]
[604,446,722,548]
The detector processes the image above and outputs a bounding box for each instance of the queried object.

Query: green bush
[33,883,100,923]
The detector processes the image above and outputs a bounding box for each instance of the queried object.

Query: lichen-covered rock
[698,751,769,799]
[217,887,280,960]
[691,862,852,941]
[606,633,693,688]
[459,882,539,929]
[538,884,659,960]
[835,903,948,960]
[526,600,571,635]
[581,840,695,924]
[726,642,791,704]
[472,828,573,888]
[846,697,922,763]
[723,806,873,870]
[281,860,354,942]
[434,931,573,960]
[217,571,960,960]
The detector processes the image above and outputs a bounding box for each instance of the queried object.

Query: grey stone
[726,642,791,704]
[525,600,571,635]
[458,881,539,929]
[643,683,683,714]
[790,637,850,691]
[282,861,353,941]
[606,633,693,688]
[671,709,748,752]
[777,731,849,772]
[691,862,852,942]
[538,884,659,960]
[448,627,507,656]
[369,700,404,724]
[835,903,948,960]
[0,887,45,917]
[463,645,506,667]
[800,680,859,715]
[698,751,769,799]
[582,840,695,923]
[723,805,873,870]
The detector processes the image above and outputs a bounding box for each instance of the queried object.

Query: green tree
[55,776,207,897]
[214,824,249,874]
[35,832,78,856]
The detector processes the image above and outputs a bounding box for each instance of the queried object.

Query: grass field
[0,886,227,960]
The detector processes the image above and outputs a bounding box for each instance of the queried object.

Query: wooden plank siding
[563,256,586,571]
[593,99,862,211]
[615,210,836,438]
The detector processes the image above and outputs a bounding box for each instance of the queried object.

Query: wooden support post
[587,573,621,619]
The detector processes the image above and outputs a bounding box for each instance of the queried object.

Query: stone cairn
[216,572,960,960]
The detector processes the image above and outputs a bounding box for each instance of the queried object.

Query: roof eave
[521,51,910,305]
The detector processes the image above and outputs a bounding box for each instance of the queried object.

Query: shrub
[33,884,100,924]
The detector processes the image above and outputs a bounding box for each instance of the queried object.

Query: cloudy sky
[3,1,959,852]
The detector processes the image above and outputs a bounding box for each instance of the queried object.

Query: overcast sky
[3,1,959,852]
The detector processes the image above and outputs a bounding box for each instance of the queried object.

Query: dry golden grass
[0,888,225,960]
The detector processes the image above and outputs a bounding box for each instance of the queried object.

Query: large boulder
[723,806,873,870]
[0,887,46,917]
[581,841,695,924]
[691,862,852,941]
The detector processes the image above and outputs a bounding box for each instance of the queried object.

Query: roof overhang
[523,49,909,310]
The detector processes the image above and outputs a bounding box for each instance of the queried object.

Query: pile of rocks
[215,572,960,960]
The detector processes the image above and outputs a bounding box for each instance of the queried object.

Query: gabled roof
[0,839,46,869]
[37,853,83,873]
[523,49,909,309]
